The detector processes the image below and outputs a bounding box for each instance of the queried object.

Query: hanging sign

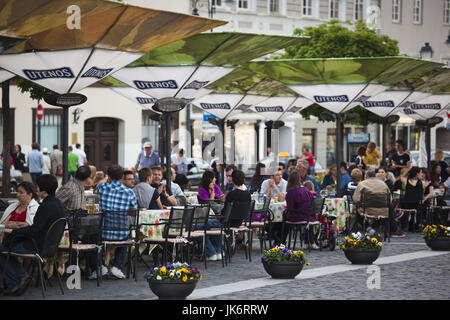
[37,104,44,121]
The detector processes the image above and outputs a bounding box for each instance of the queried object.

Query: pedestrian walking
[41,148,51,175]
[73,143,87,166]
[50,144,63,177]
[134,141,160,170]
[27,142,43,189]
[68,146,79,179]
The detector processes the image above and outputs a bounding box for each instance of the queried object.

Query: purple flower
[261,257,266,263]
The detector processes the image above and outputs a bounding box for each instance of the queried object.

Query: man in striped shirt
[90,165,137,280]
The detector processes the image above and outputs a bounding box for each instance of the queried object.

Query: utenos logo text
[134,80,178,89]
[254,106,283,112]
[184,80,209,90]
[136,97,157,104]
[23,67,74,80]
[314,95,349,103]
[411,103,441,110]
[81,67,113,79]
[200,103,231,110]
[362,100,394,108]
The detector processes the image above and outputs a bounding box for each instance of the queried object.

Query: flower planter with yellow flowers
[144,262,201,300]
[339,232,383,265]
[261,245,308,279]
[422,225,450,251]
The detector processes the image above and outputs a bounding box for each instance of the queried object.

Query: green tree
[280,20,400,125]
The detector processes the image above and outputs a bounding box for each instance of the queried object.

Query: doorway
[84,117,118,173]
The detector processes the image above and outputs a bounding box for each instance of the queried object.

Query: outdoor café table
[323,197,350,231]
[186,195,198,205]
[253,200,286,223]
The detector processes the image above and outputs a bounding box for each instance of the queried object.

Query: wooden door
[84,118,118,173]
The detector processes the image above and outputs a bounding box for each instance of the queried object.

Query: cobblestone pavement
[1,232,449,300]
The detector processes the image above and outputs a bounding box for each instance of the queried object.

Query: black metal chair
[141,206,196,266]
[360,190,391,242]
[188,203,214,269]
[98,209,140,280]
[58,210,102,286]
[1,217,67,298]
[212,200,254,265]
[247,196,272,255]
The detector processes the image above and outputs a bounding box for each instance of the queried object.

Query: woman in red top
[0,182,39,229]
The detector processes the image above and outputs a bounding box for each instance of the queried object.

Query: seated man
[224,164,238,193]
[353,170,393,234]
[260,169,287,202]
[344,168,363,198]
[151,166,178,207]
[90,165,138,280]
[161,167,187,206]
[133,168,164,210]
[56,165,92,211]
[296,160,320,194]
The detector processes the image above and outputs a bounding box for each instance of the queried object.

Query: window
[354,0,364,20]
[445,0,450,24]
[413,0,422,24]
[142,110,160,153]
[32,109,63,153]
[303,0,313,16]
[269,0,280,13]
[329,0,340,19]
[392,0,401,23]
[238,0,249,9]
[302,128,315,156]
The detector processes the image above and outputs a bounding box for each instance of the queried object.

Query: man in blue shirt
[296,160,320,194]
[340,162,352,193]
[89,165,137,280]
[27,142,44,189]
[134,141,160,171]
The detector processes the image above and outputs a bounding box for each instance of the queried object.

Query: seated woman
[198,170,225,204]
[355,146,367,171]
[321,164,337,191]
[419,167,434,208]
[429,163,443,189]
[0,182,39,229]
[345,168,363,198]
[399,167,423,232]
[281,171,318,249]
[0,174,65,296]
[248,163,266,194]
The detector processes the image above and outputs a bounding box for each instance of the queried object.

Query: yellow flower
[341,245,346,249]
[178,268,189,273]
[160,266,166,275]
[182,275,187,282]
[431,229,437,234]
[371,238,378,244]
[199,275,202,280]
[306,263,310,266]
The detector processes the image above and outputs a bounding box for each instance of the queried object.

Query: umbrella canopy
[0,0,227,94]
[108,32,308,106]
[241,57,443,115]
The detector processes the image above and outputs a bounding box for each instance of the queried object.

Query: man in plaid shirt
[89,165,137,280]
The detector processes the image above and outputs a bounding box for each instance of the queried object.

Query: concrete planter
[148,279,198,300]
[262,261,304,279]
[424,237,450,251]
[343,248,381,265]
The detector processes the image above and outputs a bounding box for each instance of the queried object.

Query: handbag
[56,164,63,176]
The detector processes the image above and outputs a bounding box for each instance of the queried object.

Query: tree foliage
[281,20,400,125]
[15,77,52,102]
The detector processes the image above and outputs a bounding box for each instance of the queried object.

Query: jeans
[195,218,223,258]
[0,242,33,289]
[30,172,42,190]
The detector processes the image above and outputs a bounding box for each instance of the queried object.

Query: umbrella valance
[0,0,227,94]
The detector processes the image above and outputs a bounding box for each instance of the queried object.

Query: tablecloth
[254,201,286,223]
[323,197,350,231]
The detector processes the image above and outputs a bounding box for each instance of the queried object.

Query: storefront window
[327,128,336,167]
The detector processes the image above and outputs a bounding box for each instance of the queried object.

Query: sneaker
[216,253,223,260]
[110,266,126,279]
[206,254,218,261]
[391,231,406,238]
[89,265,109,280]
[310,244,320,250]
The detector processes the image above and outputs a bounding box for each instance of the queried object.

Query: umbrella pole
[220,119,225,190]
[336,114,343,196]
[165,113,172,194]
[255,121,260,163]
[62,106,69,185]
[382,119,387,164]
[425,126,431,168]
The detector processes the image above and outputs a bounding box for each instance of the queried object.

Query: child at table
[303,180,317,197]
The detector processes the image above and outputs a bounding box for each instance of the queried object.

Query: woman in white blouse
[0,182,39,229]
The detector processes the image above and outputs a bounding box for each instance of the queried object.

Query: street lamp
[153,97,186,193]
[419,42,433,60]
[44,92,87,184]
